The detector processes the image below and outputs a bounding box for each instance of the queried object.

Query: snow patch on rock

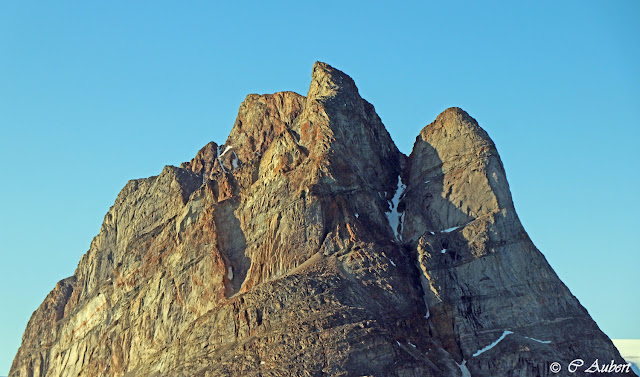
[473,330,513,357]
[385,176,406,242]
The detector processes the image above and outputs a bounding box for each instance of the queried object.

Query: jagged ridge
[10,62,632,377]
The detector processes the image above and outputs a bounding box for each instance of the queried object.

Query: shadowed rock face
[402,108,630,376]
[10,63,632,377]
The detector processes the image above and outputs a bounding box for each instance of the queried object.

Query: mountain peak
[311,61,351,83]
[437,106,469,117]
[433,106,477,127]
[428,107,487,136]
[293,62,403,195]
[9,63,632,377]
[307,61,360,104]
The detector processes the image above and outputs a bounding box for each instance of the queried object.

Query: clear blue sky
[1,1,638,374]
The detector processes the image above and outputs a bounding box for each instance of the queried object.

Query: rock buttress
[401,107,630,376]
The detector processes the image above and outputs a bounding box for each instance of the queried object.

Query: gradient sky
[1,1,638,374]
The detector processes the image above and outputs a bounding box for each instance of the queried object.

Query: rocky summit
[10,62,633,377]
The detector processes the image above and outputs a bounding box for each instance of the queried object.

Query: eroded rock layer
[10,63,631,377]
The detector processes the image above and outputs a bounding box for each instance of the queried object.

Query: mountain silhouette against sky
[9,62,633,377]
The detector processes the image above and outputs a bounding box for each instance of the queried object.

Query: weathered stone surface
[10,63,633,377]
[401,107,630,376]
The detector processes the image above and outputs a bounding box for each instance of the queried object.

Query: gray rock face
[10,63,633,377]
[402,108,630,376]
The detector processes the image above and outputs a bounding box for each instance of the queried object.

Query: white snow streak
[472,330,513,357]
[220,145,233,157]
[216,144,240,172]
[525,336,551,344]
[217,156,227,173]
[457,360,472,377]
[216,145,228,173]
[439,219,476,234]
[386,176,406,242]
[231,150,239,169]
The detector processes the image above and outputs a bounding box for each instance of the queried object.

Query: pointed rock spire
[295,62,403,193]
[402,107,513,241]
[401,106,626,375]
[306,61,361,105]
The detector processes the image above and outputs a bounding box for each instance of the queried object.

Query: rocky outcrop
[402,107,628,376]
[10,63,632,377]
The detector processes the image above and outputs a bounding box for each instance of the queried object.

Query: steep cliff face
[10,63,632,377]
[402,108,628,376]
